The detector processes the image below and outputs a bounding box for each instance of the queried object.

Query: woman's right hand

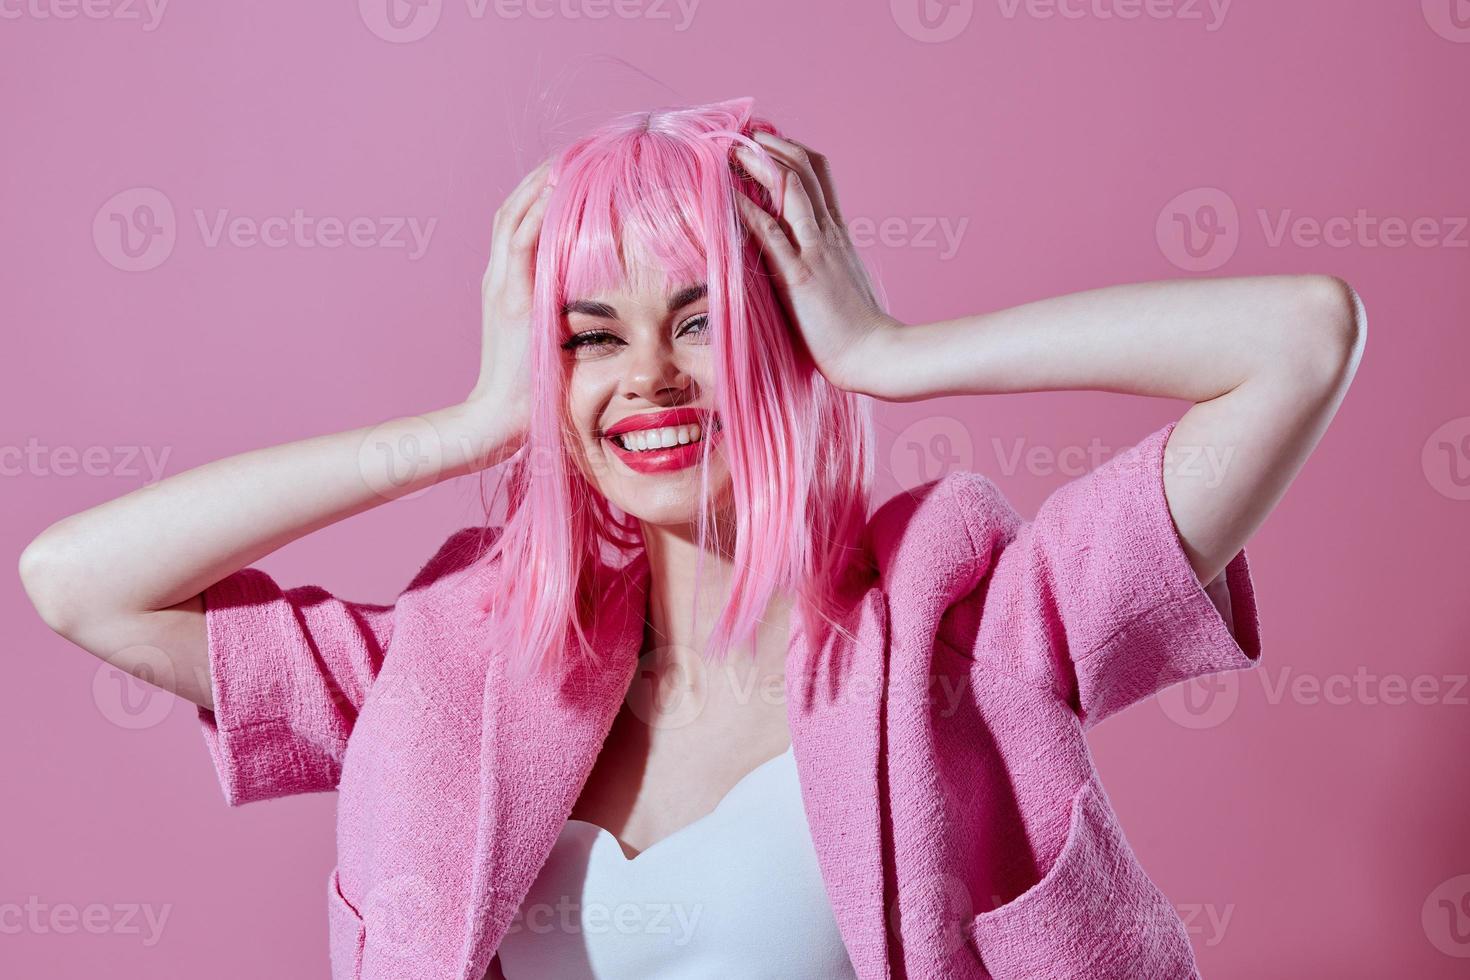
[466,159,556,450]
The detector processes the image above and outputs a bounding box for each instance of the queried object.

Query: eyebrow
[561,282,708,319]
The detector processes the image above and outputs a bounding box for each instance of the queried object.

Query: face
[560,269,731,528]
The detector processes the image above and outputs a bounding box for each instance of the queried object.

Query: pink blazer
[196,419,1262,980]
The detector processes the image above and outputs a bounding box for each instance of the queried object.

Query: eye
[678,313,710,340]
[560,329,621,354]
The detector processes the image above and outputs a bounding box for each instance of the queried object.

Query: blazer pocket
[327,865,367,979]
[964,777,1199,980]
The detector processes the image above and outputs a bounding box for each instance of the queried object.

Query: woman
[19,97,1365,979]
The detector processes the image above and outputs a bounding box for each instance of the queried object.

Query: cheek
[563,371,600,433]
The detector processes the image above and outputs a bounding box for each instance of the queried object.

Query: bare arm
[728,131,1367,591]
[19,402,520,709]
[860,275,1368,587]
[18,160,554,710]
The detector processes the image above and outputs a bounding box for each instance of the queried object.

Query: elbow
[18,531,83,639]
[1295,275,1367,384]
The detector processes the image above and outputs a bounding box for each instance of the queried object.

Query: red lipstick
[601,407,722,475]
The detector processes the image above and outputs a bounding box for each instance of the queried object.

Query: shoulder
[862,471,1024,597]
[400,524,505,599]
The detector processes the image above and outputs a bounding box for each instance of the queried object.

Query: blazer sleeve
[195,526,495,806]
[947,419,1263,732]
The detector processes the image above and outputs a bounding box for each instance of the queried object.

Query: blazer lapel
[454,562,893,980]
[787,586,893,980]
[458,555,649,980]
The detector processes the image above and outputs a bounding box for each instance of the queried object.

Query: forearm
[862,274,1356,403]
[20,400,517,630]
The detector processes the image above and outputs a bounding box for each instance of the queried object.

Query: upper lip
[602,407,716,439]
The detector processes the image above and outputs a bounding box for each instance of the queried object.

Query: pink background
[4,1,1468,976]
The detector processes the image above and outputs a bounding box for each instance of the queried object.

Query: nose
[621,334,692,404]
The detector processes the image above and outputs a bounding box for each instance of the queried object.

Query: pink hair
[477,96,877,679]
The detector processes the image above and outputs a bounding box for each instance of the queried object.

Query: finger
[735,141,821,250]
[488,162,553,292]
[784,137,845,228]
[734,189,800,282]
[751,131,834,231]
[506,182,553,291]
[491,160,553,238]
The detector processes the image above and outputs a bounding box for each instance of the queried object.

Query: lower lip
[604,425,723,474]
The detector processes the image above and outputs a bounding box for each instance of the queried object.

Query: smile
[601,410,724,475]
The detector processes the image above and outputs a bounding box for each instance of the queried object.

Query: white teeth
[614,423,704,452]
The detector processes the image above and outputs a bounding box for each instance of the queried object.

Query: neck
[637,515,795,678]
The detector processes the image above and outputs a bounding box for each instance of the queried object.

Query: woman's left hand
[732,132,898,396]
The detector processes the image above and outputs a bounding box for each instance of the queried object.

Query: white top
[497,746,858,979]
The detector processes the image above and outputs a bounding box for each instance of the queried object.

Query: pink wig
[478,96,877,679]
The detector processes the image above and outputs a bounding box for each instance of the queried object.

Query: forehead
[564,273,707,314]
